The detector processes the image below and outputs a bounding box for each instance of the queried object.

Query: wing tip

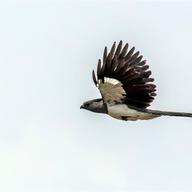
[92,70,97,86]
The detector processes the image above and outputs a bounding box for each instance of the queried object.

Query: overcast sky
[0,1,192,192]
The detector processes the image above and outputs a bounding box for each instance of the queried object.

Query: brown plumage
[92,40,156,108]
[81,41,192,121]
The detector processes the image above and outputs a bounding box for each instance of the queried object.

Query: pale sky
[0,1,192,192]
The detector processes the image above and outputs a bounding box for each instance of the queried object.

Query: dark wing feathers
[110,42,116,57]
[114,40,122,57]
[125,46,135,61]
[93,41,156,108]
[92,70,97,85]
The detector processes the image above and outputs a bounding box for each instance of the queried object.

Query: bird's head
[80,98,106,113]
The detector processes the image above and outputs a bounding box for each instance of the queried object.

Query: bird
[80,41,192,121]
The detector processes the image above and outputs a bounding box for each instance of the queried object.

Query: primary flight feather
[80,41,192,121]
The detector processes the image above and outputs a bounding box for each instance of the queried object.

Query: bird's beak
[80,105,84,109]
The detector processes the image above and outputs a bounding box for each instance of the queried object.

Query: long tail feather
[147,109,192,118]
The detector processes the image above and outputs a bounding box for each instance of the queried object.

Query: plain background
[0,0,192,192]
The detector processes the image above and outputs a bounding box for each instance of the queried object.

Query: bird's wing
[92,41,156,108]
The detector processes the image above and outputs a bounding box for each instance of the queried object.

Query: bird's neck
[94,103,107,114]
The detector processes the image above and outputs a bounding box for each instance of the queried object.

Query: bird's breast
[107,104,158,121]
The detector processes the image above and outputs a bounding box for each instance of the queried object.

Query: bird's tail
[147,109,192,118]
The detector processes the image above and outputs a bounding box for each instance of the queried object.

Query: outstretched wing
[92,41,156,108]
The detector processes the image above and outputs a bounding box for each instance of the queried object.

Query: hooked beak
[80,105,84,109]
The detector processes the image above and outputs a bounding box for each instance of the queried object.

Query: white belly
[107,104,158,121]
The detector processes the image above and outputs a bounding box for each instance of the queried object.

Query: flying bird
[80,41,192,121]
